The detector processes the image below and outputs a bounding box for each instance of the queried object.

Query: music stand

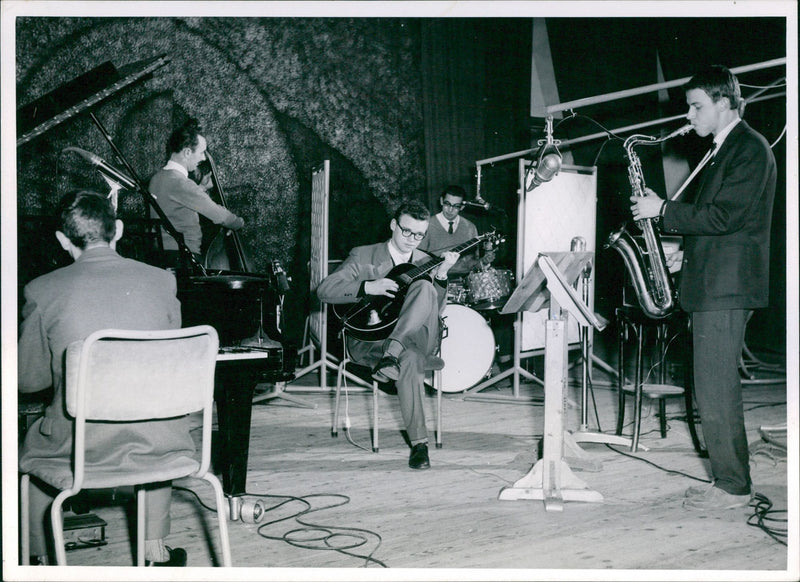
[498,252,605,511]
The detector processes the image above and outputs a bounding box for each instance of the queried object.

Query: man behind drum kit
[418,185,495,277]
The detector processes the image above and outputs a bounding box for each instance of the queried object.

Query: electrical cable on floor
[744,401,786,412]
[341,371,374,452]
[748,493,788,546]
[173,487,387,567]
[603,444,712,483]
[254,492,387,567]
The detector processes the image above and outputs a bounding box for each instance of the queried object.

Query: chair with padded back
[19,325,232,567]
[331,328,444,452]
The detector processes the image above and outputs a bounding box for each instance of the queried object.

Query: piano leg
[213,360,266,523]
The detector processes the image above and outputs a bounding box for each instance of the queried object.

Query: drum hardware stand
[462,315,544,404]
[499,252,604,511]
[463,156,546,404]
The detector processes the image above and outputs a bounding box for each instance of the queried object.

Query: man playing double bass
[149,117,245,269]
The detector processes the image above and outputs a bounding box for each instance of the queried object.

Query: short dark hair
[57,190,117,248]
[684,65,741,111]
[394,200,430,223]
[167,117,202,154]
[441,185,466,200]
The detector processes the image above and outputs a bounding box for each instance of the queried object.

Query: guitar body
[332,263,418,342]
[330,231,505,342]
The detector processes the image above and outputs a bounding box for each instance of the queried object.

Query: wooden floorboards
[14,353,793,580]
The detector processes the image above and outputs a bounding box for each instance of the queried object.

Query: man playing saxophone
[630,65,777,511]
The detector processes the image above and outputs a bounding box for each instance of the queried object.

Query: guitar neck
[405,236,485,280]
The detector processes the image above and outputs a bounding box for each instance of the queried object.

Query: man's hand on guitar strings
[365,278,398,297]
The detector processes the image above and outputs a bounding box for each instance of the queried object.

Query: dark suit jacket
[317,241,447,308]
[662,120,777,312]
[18,246,193,479]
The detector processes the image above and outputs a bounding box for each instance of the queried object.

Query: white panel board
[309,161,330,345]
[519,163,597,352]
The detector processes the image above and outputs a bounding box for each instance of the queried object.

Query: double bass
[202,149,253,273]
[182,148,283,348]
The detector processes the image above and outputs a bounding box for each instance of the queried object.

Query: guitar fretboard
[404,236,487,280]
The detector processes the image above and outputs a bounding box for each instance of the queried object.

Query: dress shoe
[408,443,430,470]
[424,355,445,371]
[372,354,400,382]
[146,546,187,567]
[684,481,714,498]
[682,486,751,510]
[375,380,398,395]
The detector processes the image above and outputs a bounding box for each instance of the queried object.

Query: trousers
[27,477,172,556]
[347,280,441,444]
[691,309,751,495]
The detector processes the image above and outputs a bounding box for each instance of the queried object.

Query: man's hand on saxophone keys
[630,187,666,221]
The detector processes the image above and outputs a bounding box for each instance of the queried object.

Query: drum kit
[437,265,515,393]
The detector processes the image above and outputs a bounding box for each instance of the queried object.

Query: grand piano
[17,55,293,521]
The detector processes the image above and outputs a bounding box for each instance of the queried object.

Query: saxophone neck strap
[669,144,717,202]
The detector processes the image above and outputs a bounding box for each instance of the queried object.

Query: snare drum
[446,277,468,304]
[467,268,513,311]
[431,304,495,392]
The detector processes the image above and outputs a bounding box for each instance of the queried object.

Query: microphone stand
[569,237,633,453]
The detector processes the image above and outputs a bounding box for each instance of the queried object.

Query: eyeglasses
[398,225,426,241]
[442,201,465,210]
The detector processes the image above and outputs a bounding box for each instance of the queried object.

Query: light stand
[463,117,562,404]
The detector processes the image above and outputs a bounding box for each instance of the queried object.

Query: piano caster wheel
[239,498,265,524]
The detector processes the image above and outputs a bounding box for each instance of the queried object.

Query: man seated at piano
[149,117,244,269]
[418,185,495,277]
[18,190,190,566]
[317,200,458,470]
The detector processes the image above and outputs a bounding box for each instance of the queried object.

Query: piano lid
[17,54,170,147]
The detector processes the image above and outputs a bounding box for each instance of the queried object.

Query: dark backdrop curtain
[420,19,532,266]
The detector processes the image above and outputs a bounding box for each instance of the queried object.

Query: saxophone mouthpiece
[667,124,693,139]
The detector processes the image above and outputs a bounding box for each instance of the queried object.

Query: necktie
[448,221,454,234]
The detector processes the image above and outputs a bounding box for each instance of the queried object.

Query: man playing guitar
[317,200,458,470]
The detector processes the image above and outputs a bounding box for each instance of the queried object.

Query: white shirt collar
[163,159,189,178]
[387,240,412,265]
[435,212,459,231]
[713,118,741,151]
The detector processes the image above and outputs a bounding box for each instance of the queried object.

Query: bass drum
[433,304,495,393]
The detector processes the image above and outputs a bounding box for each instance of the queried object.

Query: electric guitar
[333,231,505,341]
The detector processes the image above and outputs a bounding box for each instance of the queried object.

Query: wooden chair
[20,326,232,566]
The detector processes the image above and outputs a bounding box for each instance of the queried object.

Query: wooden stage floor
[17,351,793,581]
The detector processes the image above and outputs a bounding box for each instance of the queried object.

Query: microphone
[525,149,562,191]
[525,115,563,192]
[63,147,139,191]
[272,260,291,294]
[464,198,491,211]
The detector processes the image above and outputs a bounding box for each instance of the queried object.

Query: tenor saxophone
[605,124,692,319]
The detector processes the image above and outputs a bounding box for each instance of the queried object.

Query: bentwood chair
[20,326,232,566]
[615,306,702,454]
